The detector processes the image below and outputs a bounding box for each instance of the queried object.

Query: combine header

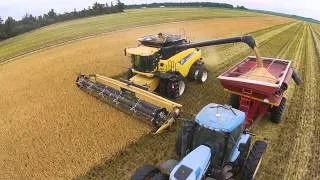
[76,74,181,133]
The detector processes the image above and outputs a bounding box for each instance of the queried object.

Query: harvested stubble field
[1,7,319,180]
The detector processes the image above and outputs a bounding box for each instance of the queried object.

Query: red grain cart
[218,56,301,128]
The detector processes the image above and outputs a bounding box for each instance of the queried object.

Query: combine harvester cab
[76,74,182,133]
[218,56,301,128]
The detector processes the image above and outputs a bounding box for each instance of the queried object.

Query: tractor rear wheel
[176,120,195,159]
[131,165,161,180]
[241,141,267,180]
[270,97,286,123]
[229,94,240,109]
[152,173,169,180]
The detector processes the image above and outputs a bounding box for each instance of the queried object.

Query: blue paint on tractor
[170,145,211,180]
[195,103,245,133]
[229,133,251,162]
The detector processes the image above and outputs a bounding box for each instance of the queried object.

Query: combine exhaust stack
[76,74,182,132]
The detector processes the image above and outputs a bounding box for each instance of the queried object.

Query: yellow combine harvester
[76,33,260,133]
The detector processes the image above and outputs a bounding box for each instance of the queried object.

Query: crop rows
[256,23,320,179]
[75,21,304,179]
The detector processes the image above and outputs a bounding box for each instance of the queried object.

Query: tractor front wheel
[270,97,286,123]
[131,165,161,180]
[229,94,240,109]
[176,120,195,159]
[241,141,267,180]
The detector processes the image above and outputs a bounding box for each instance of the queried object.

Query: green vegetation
[0,8,263,63]
[248,9,320,24]
[0,1,124,41]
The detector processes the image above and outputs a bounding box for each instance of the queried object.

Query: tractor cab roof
[126,46,159,56]
[195,103,245,133]
[138,33,187,48]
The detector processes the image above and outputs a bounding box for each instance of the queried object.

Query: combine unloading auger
[76,74,181,133]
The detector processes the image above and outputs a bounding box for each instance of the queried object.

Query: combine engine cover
[138,33,187,48]
[170,145,211,180]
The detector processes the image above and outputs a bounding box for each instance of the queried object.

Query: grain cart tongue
[76,74,182,133]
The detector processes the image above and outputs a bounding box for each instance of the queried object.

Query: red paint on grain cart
[218,56,295,128]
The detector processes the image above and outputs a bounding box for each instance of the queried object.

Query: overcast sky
[0,0,319,21]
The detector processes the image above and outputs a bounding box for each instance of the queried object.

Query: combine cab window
[131,55,157,72]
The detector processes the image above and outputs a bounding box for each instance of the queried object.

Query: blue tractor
[131,103,267,180]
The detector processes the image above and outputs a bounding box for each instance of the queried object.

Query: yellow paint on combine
[158,48,202,76]
[129,74,160,91]
[126,46,160,56]
[95,74,182,112]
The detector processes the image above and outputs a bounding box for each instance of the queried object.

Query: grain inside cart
[218,56,301,128]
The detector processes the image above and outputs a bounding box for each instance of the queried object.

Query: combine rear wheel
[241,141,267,180]
[188,60,207,83]
[197,67,208,83]
[270,97,286,123]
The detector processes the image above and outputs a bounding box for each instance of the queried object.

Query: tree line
[126,2,235,9]
[0,0,124,41]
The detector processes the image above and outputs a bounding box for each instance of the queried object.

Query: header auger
[76,33,269,133]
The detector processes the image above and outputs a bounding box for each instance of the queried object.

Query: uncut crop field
[1,7,319,180]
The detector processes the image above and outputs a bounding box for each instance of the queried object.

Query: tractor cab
[191,103,244,166]
[171,103,252,179]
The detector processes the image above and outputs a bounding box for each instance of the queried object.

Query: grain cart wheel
[270,97,286,123]
[197,67,208,83]
[131,165,160,180]
[292,69,302,86]
[229,94,240,109]
[176,120,195,159]
[241,141,267,180]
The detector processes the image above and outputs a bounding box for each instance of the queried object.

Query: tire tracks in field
[282,25,319,179]
[256,23,308,179]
